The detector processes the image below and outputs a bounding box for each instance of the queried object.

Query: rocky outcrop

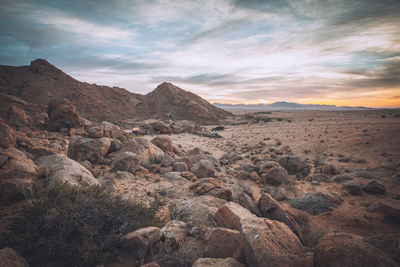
[68,137,111,163]
[37,154,99,186]
[314,232,397,267]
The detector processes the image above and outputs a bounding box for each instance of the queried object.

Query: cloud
[0,0,399,107]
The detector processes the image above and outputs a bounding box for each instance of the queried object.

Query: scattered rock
[290,192,342,215]
[68,137,111,163]
[192,257,245,267]
[363,179,386,194]
[37,154,99,186]
[0,147,38,180]
[0,247,28,267]
[270,186,295,201]
[309,173,331,183]
[314,232,397,267]
[342,180,362,195]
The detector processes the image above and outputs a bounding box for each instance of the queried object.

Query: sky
[0,0,399,107]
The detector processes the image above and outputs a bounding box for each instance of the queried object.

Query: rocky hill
[0,59,231,123]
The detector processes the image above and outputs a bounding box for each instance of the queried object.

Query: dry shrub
[2,183,164,266]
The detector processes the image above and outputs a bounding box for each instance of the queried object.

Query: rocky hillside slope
[0,59,231,123]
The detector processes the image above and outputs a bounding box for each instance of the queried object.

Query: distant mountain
[0,59,231,123]
[214,101,372,111]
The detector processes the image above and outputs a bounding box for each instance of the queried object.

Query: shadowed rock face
[0,60,231,123]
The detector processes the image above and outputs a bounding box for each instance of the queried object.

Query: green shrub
[212,126,225,131]
[2,184,164,266]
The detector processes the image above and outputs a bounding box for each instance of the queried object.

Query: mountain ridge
[0,59,231,123]
[214,101,373,111]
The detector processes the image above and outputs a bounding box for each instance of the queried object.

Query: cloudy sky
[1,0,399,107]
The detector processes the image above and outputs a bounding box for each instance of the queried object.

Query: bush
[2,184,164,266]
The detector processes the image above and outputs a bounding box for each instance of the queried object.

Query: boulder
[314,232,397,267]
[192,257,245,267]
[37,154,99,186]
[271,186,295,201]
[151,136,173,153]
[139,120,173,135]
[238,192,262,217]
[173,161,188,172]
[98,121,127,141]
[279,155,311,178]
[111,152,141,173]
[205,228,244,261]
[161,220,188,251]
[122,227,162,261]
[68,137,111,163]
[342,180,362,195]
[87,126,104,138]
[320,163,340,175]
[309,173,331,183]
[381,199,400,223]
[190,178,232,200]
[363,179,386,194]
[118,138,165,167]
[30,145,59,160]
[261,167,291,185]
[214,202,307,267]
[171,196,227,227]
[0,247,28,267]
[0,147,37,180]
[7,105,31,127]
[290,192,342,215]
[0,119,16,148]
[332,174,354,183]
[47,98,82,130]
[258,193,303,241]
[191,160,216,178]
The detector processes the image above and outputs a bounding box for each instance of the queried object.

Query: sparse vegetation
[212,125,225,131]
[312,143,328,167]
[2,184,164,266]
